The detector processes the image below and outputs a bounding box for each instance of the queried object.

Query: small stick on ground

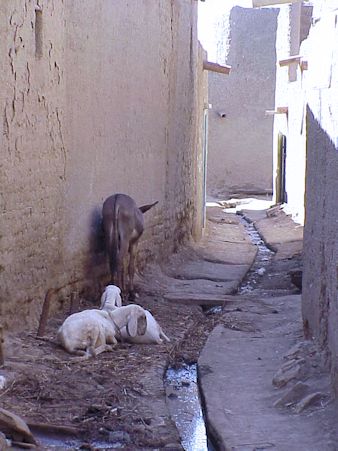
[37,289,55,338]
[0,325,5,367]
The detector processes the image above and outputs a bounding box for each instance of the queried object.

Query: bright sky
[198,0,253,61]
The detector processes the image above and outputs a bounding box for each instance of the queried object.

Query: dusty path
[199,206,338,451]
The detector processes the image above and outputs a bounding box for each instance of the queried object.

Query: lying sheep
[99,289,169,345]
[57,305,147,358]
[100,284,122,311]
[120,309,170,345]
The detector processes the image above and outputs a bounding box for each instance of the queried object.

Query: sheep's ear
[126,313,138,337]
[137,315,147,336]
[117,293,122,307]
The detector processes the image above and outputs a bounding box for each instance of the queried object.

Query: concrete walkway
[198,205,338,451]
[137,205,257,304]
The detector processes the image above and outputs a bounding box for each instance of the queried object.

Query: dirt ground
[1,287,220,450]
[0,207,303,450]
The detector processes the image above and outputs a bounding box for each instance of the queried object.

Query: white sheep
[100,284,123,311]
[57,305,147,358]
[120,309,170,345]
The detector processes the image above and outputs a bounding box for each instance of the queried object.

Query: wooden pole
[279,55,302,67]
[203,61,231,75]
[36,289,55,337]
[0,326,4,367]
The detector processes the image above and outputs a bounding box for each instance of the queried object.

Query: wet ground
[165,364,209,451]
[163,204,300,450]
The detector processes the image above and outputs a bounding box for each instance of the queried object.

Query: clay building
[0,1,206,329]
[207,6,278,198]
[258,0,338,394]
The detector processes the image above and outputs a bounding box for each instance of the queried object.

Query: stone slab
[198,295,338,450]
[164,260,249,283]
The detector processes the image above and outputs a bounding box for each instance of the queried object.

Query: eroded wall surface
[274,0,338,394]
[207,6,277,198]
[0,0,204,329]
[1,1,67,326]
[300,0,338,393]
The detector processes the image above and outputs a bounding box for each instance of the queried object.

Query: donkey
[102,193,158,300]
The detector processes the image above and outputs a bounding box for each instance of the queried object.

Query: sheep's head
[101,284,122,308]
[126,306,147,337]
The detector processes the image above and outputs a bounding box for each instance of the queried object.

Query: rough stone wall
[207,6,278,199]
[0,0,204,330]
[301,1,338,394]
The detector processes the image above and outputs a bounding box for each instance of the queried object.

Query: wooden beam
[0,326,4,367]
[279,55,302,67]
[164,293,259,306]
[265,107,288,116]
[203,61,231,75]
[36,288,55,338]
[253,0,301,7]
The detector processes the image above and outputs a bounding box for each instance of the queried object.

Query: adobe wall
[273,3,313,225]
[1,1,67,328]
[0,1,204,330]
[273,0,338,393]
[300,1,338,393]
[207,6,277,199]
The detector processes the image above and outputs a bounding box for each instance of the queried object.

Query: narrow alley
[1,1,338,450]
[2,199,337,450]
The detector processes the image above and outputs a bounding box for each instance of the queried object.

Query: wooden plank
[164,293,252,306]
[28,422,80,437]
[279,55,302,67]
[265,107,288,116]
[203,61,231,75]
[276,106,288,114]
[253,0,300,7]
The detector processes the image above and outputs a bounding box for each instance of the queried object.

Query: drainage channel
[165,213,275,450]
[237,213,275,294]
[165,364,214,451]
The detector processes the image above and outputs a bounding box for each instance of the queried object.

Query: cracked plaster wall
[0,0,204,329]
[274,0,338,393]
[300,1,338,394]
[0,1,67,327]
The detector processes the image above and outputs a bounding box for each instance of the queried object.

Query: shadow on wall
[83,205,107,299]
[302,106,338,391]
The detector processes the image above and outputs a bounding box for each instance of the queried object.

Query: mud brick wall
[301,1,338,395]
[0,1,67,328]
[207,6,277,198]
[0,1,204,330]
